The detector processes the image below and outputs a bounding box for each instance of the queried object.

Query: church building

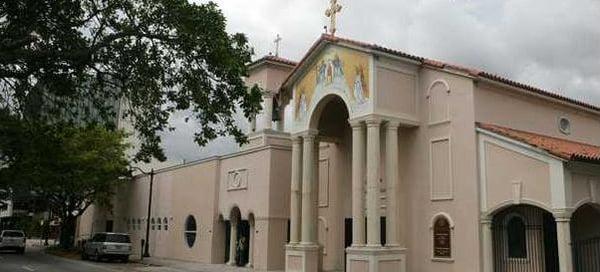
[76,5,600,272]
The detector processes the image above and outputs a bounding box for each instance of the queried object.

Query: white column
[246,222,254,268]
[350,120,365,247]
[481,217,494,272]
[227,220,238,266]
[556,215,574,272]
[385,121,400,247]
[262,92,274,130]
[289,137,303,244]
[366,118,382,247]
[301,132,318,245]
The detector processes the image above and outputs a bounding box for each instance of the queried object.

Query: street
[0,241,250,272]
[0,242,145,272]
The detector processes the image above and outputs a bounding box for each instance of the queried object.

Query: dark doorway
[380,217,386,246]
[344,218,352,271]
[237,220,250,266]
[224,220,230,263]
[105,220,113,232]
[542,213,559,272]
[344,218,352,248]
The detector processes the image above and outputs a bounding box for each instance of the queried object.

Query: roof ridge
[477,122,600,148]
[279,34,600,113]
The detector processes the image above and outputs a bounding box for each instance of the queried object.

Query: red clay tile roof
[249,55,297,69]
[278,34,600,113]
[478,122,600,163]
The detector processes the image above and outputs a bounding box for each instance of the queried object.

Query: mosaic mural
[294,46,370,120]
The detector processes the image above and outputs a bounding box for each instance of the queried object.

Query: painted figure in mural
[297,91,308,119]
[317,60,326,85]
[353,66,367,104]
[326,61,334,84]
[332,54,344,79]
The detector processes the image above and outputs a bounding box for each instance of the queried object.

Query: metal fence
[573,237,600,272]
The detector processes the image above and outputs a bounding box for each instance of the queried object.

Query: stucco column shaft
[289,137,303,244]
[556,217,573,272]
[351,121,366,247]
[301,132,318,244]
[481,218,494,272]
[366,118,382,247]
[385,121,400,247]
[246,223,254,268]
[227,221,238,266]
[262,92,273,130]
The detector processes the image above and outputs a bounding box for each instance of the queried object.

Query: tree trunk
[59,216,76,249]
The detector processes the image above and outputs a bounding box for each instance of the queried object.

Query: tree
[0,0,262,162]
[0,118,130,249]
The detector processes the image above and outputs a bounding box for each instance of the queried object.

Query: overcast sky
[161,0,600,163]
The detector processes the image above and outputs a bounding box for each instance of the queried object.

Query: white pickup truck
[0,230,26,254]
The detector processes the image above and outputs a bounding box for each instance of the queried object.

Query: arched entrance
[491,204,559,272]
[286,91,403,272]
[225,207,250,267]
[571,203,600,272]
[313,94,352,270]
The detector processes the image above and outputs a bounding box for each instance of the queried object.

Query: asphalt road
[0,244,144,272]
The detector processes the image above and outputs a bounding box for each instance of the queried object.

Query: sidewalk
[137,256,257,272]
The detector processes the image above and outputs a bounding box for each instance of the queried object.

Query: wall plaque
[227,169,248,191]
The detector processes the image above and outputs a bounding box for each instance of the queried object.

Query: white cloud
[162,0,600,161]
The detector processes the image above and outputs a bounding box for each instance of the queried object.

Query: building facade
[77,34,600,272]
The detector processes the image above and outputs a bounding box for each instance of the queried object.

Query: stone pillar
[246,222,254,268]
[366,118,382,247]
[301,132,317,245]
[385,121,400,247]
[289,137,303,244]
[227,220,238,266]
[351,120,366,247]
[556,215,574,272]
[263,92,274,130]
[481,217,494,272]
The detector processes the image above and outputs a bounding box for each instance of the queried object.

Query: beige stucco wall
[474,82,600,146]
[483,142,552,211]
[397,66,480,272]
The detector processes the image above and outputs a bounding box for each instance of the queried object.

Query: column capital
[291,136,303,144]
[385,120,401,129]
[349,119,364,129]
[365,118,382,127]
[553,209,572,221]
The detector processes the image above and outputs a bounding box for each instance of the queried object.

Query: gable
[292,45,371,120]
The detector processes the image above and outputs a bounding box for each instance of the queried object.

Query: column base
[345,246,406,272]
[285,243,320,272]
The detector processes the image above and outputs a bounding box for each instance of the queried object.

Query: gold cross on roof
[325,0,342,36]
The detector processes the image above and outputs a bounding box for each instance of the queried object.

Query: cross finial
[325,0,342,36]
[273,34,282,57]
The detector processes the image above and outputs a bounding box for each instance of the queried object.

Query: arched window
[151,218,155,230]
[185,215,197,248]
[507,216,527,258]
[137,219,141,230]
[433,216,452,258]
[163,217,168,231]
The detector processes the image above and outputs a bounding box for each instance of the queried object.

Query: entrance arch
[571,203,600,272]
[225,206,250,267]
[491,204,559,272]
[286,90,403,272]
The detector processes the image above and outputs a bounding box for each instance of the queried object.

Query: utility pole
[143,168,154,258]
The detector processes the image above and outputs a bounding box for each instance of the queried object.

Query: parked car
[81,232,131,262]
[0,230,26,254]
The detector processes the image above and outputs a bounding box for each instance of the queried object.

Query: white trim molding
[429,136,454,201]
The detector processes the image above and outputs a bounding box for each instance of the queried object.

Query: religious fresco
[294,46,370,120]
